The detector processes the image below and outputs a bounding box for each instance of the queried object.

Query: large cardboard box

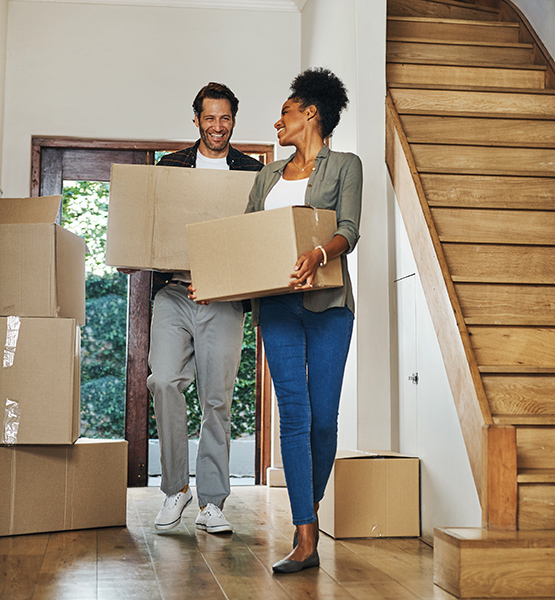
[105,164,257,271]
[0,316,80,445]
[187,205,343,302]
[319,450,420,538]
[0,196,86,325]
[0,439,127,536]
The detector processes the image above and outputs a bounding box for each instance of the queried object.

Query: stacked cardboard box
[0,196,127,537]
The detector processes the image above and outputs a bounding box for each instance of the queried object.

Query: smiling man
[147,83,263,534]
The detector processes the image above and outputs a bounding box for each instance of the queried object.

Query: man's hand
[188,283,211,305]
[117,268,140,275]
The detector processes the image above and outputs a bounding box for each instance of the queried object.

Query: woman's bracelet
[315,245,328,267]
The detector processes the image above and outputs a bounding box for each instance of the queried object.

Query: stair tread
[518,468,555,483]
[387,16,520,28]
[387,36,533,50]
[436,527,555,547]
[389,82,555,94]
[479,366,555,374]
[406,135,555,149]
[494,415,555,426]
[387,57,546,70]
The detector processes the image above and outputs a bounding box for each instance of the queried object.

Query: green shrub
[64,181,256,441]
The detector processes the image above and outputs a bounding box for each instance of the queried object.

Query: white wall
[1,1,300,196]
[511,0,555,58]
[300,0,390,452]
[0,0,8,193]
[393,196,481,541]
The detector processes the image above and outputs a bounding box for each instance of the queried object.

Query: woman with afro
[246,67,363,573]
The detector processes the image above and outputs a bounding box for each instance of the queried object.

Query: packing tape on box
[2,398,20,445]
[3,315,21,368]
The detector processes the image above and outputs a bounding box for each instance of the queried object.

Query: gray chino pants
[147,283,244,508]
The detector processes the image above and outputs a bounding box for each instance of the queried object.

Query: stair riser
[483,374,555,416]
[444,244,555,284]
[435,539,555,597]
[469,327,555,370]
[422,174,555,210]
[456,284,555,326]
[402,115,555,147]
[388,63,545,89]
[389,0,499,21]
[517,428,555,469]
[519,484,555,529]
[388,41,532,65]
[432,207,555,244]
[390,88,555,119]
[387,19,519,44]
[412,144,555,176]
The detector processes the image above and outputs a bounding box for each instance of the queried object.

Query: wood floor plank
[32,530,97,600]
[0,486,443,599]
[0,535,49,600]
[387,63,545,90]
[422,174,555,210]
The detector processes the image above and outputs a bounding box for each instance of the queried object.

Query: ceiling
[14,0,307,11]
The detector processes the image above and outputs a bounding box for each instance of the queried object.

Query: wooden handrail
[386,92,492,499]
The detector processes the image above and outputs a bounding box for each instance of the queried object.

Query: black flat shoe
[272,550,320,574]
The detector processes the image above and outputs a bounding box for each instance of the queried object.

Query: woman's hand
[188,283,210,305]
[117,268,139,275]
[289,248,324,289]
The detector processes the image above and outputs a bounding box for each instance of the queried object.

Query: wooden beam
[125,270,152,487]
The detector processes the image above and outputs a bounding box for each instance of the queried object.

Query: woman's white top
[264,175,309,211]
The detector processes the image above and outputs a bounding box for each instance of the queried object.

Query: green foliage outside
[63,180,256,441]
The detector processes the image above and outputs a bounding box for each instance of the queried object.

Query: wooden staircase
[385,0,555,597]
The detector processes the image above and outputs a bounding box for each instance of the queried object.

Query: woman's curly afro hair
[288,67,349,139]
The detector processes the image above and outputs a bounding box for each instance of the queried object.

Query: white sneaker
[195,502,232,533]
[155,487,193,531]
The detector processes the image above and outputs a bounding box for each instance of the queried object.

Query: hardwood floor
[0,485,456,600]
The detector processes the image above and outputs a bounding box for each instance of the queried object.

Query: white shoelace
[164,492,183,508]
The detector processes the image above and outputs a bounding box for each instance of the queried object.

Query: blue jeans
[259,293,354,525]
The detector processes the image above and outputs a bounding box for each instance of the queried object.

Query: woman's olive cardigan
[245,144,362,324]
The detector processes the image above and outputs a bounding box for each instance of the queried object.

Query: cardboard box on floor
[105,164,257,271]
[0,196,86,325]
[319,450,420,538]
[187,205,343,302]
[0,316,80,445]
[0,439,127,537]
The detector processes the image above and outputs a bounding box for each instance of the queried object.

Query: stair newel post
[481,424,518,530]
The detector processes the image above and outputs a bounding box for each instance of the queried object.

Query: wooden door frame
[32,136,273,486]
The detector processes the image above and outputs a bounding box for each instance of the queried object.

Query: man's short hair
[193,82,239,119]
